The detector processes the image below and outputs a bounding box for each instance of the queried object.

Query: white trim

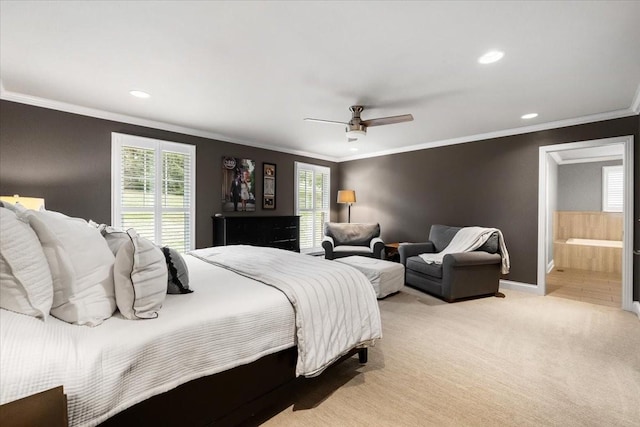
[499,280,544,295]
[538,136,634,312]
[1,86,637,164]
[631,83,640,114]
[556,155,622,165]
[0,88,336,162]
[632,301,640,320]
[547,260,555,274]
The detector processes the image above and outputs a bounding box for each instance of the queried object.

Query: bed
[1,239,382,426]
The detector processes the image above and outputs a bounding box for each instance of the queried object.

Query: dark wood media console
[212,215,300,252]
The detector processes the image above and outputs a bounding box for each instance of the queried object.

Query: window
[295,162,330,253]
[602,165,623,212]
[112,133,195,252]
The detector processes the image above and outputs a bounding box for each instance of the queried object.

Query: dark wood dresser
[212,215,300,252]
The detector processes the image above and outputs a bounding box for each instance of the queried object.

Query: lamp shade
[337,190,356,204]
[0,194,45,210]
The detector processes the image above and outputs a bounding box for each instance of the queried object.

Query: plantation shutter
[161,150,193,252]
[295,162,330,252]
[112,133,195,252]
[119,145,156,241]
[602,165,623,213]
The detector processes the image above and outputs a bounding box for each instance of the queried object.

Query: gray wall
[557,160,623,211]
[0,101,339,249]
[338,116,639,300]
[1,100,638,300]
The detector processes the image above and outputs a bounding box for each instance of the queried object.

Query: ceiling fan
[304,105,413,141]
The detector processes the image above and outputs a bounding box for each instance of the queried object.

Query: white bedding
[190,246,383,377]
[0,255,296,427]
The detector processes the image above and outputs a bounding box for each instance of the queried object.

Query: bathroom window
[602,165,623,212]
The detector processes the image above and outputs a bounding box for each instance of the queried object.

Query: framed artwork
[263,163,276,209]
[222,157,256,212]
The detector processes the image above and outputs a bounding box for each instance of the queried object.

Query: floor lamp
[337,190,356,223]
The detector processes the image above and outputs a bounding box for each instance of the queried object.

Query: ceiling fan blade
[362,114,414,127]
[303,118,348,126]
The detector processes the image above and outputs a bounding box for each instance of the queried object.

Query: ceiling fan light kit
[346,126,366,140]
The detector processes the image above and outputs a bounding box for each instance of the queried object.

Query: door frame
[537,135,634,311]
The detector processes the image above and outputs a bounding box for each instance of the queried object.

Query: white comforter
[190,245,383,377]
[1,255,296,427]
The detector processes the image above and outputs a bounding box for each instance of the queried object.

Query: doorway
[538,136,634,311]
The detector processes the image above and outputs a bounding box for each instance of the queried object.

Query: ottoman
[336,255,404,298]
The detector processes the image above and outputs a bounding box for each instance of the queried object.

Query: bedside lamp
[0,194,46,210]
[337,190,356,223]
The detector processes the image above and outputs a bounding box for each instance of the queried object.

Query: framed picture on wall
[222,157,256,212]
[263,163,276,209]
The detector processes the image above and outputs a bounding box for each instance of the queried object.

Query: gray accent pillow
[161,247,192,294]
[323,222,380,246]
[478,232,499,254]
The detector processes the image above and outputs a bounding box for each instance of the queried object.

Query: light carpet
[261,288,640,426]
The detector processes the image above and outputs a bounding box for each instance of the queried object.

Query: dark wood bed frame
[0,341,366,427]
[100,346,367,426]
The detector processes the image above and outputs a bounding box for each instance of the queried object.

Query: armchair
[322,222,385,260]
[399,225,503,302]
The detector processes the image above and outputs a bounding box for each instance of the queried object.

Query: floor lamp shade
[337,190,356,223]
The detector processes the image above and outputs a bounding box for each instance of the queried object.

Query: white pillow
[93,223,131,255]
[0,207,53,319]
[114,229,167,320]
[24,210,116,326]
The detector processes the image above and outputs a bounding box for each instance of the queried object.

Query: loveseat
[322,222,385,260]
[399,225,503,302]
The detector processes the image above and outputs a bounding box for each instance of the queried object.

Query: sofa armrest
[321,236,335,260]
[370,237,385,259]
[443,251,501,268]
[399,242,435,265]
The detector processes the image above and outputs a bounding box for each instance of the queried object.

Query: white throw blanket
[419,227,510,274]
[190,245,383,377]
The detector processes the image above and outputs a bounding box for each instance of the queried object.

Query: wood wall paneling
[553,211,623,273]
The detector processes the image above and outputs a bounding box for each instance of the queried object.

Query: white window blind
[112,133,195,252]
[295,162,330,253]
[602,165,623,213]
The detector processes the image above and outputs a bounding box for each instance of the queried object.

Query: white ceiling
[1,1,639,162]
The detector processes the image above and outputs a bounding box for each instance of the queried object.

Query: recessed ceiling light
[478,50,504,64]
[129,90,150,99]
[521,113,538,119]
[349,147,358,152]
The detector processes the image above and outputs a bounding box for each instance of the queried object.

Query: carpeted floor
[260,287,640,426]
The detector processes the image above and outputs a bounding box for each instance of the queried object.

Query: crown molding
[337,108,637,162]
[555,155,623,165]
[0,88,338,162]
[2,86,637,165]
[631,83,640,114]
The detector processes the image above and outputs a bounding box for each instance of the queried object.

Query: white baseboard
[499,280,544,295]
[633,301,640,320]
[547,260,555,274]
